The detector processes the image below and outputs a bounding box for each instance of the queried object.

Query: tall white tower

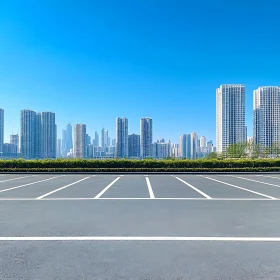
[216,84,246,153]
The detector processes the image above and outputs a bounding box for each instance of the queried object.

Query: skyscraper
[254,86,280,149]
[0,109,3,155]
[179,134,191,159]
[191,132,198,159]
[10,134,19,155]
[62,129,67,156]
[41,112,56,159]
[94,131,99,147]
[111,138,116,147]
[56,138,62,158]
[116,118,128,158]
[20,109,36,159]
[104,130,109,147]
[66,124,73,153]
[140,117,153,158]
[101,128,105,148]
[128,134,140,158]
[74,124,86,158]
[216,84,246,153]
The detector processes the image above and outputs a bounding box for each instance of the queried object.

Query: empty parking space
[46,175,119,199]
[215,175,280,199]
[101,175,150,198]
[179,175,264,199]
[150,175,208,198]
[0,175,92,198]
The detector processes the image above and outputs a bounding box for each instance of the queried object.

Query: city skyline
[2,2,280,145]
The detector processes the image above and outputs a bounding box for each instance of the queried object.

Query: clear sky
[1,0,280,144]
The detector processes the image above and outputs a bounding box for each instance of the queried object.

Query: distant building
[111,138,116,147]
[74,124,86,158]
[20,109,36,159]
[207,140,214,154]
[200,136,206,153]
[66,124,73,154]
[179,134,191,159]
[2,143,17,157]
[191,132,198,159]
[10,134,19,155]
[128,134,140,158]
[216,84,246,153]
[101,128,105,148]
[140,118,153,158]
[116,118,128,158]
[94,131,99,147]
[254,86,280,150]
[41,112,56,159]
[104,130,109,147]
[56,138,62,158]
[0,109,3,155]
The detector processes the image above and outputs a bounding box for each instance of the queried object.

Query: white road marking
[175,177,212,199]
[94,177,121,199]
[202,176,276,199]
[0,197,279,201]
[256,175,280,180]
[1,236,280,242]
[0,176,61,194]
[231,175,280,188]
[146,177,155,199]
[0,175,34,183]
[36,177,90,199]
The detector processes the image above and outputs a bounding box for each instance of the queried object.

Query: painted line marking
[146,177,155,199]
[0,197,279,201]
[1,236,280,242]
[36,177,91,199]
[175,177,212,199]
[94,177,121,199]
[202,176,276,199]
[0,175,35,183]
[0,176,62,194]
[231,175,280,188]
[256,175,280,180]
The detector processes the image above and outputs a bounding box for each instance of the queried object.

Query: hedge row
[1,167,280,172]
[2,159,280,169]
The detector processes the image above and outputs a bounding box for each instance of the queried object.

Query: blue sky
[1,0,280,144]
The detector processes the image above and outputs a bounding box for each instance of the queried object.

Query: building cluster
[216,85,280,153]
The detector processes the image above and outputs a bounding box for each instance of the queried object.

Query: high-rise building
[200,136,206,152]
[20,109,36,159]
[85,134,91,146]
[94,131,99,147]
[179,134,191,159]
[0,109,3,155]
[207,140,214,154]
[66,124,73,153]
[128,134,140,158]
[56,138,62,158]
[254,86,280,149]
[108,137,111,147]
[41,112,56,159]
[111,139,116,147]
[140,117,153,158]
[116,118,128,158]
[104,130,109,147]
[10,134,19,155]
[74,124,86,158]
[191,132,198,159]
[101,128,105,148]
[216,84,246,153]
[62,129,67,156]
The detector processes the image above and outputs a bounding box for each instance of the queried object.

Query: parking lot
[1,173,280,279]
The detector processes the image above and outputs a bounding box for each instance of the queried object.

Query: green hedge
[0,158,280,172]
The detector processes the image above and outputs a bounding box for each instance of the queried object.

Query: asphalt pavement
[1,173,280,279]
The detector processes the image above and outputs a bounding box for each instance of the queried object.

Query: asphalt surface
[1,174,280,279]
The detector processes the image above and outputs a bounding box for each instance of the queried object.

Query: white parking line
[202,176,276,199]
[1,236,280,242]
[0,197,279,201]
[0,176,61,194]
[36,177,91,199]
[0,175,35,183]
[94,177,121,199]
[146,177,155,199]
[231,175,280,188]
[174,177,212,199]
[256,175,280,180]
